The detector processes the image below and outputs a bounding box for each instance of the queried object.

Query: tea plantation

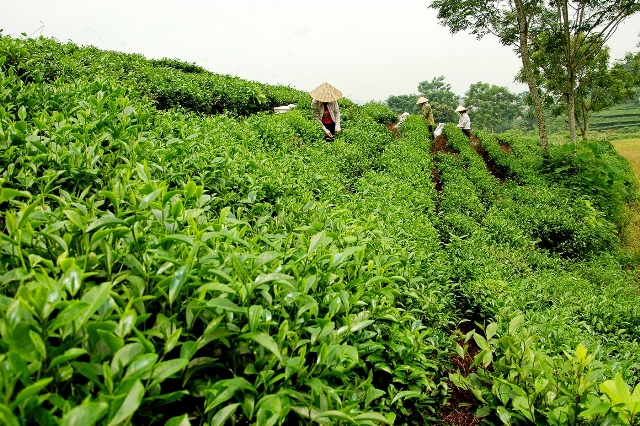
[1,35,640,425]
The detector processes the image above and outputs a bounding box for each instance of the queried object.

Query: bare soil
[470,135,507,183]
[436,337,482,426]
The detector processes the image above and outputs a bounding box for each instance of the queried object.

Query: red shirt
[321,104,334,125]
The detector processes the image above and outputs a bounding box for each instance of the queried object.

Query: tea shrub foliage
[1,35,640,425]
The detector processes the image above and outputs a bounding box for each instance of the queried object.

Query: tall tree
[417,76,460,106]
[529,39,640,139]
[514,0,552,149]
[431,102,459,123]
[429,0,551,149]
[465,82,520,132]
[542,0,640,143]
[385,77,460,122]
[385,94,423,115]
[430,0,640,147]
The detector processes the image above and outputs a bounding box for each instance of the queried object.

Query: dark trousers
[324,122,335,141]
[428,124,434,139]
[462,128,471,138]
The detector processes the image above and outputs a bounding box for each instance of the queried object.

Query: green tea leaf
[62,264,84,296]
[391,390,421,404]
[111,343,145,375]
[353,412,389,423]
[486,322,498,340]
[48,302,90,331]
[0,404,21,426]
[210,403,240,426]
[240,332,283,363]
[169,264,189,305]
[61,401,108,426]
[314,410,355,422]
[206,298,246,314]
[13,377,53,408]
[0,188,32,203]
[107,379,145,426]
[124,353,158,380]
[77,282,112,328]
[64,210,86,232]
[509,315,524,334]
[579,401,612,418]
[85,215,128,233]
[308,231,326,255]
[149,358,188,388]
[50,348,87,369]
[164,414,191,426]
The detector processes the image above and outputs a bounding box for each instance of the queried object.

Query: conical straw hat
[455,105,467,112]
[416,96,428,104]
[310,82,342,102]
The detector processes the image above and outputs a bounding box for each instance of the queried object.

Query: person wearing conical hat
[417,96,435,139]
[456,105,471,138]
[310,82,342,141]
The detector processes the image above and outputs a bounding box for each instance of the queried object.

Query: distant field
[612,138,640,262]
[612,138,640,180]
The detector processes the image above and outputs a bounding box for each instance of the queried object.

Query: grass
[612,138,640,263]
[612,138,640,180]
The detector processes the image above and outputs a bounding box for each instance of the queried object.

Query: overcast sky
[2,1,640,103]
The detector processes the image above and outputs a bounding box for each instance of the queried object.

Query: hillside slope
[591,102,640,132]
[1,35,640,425]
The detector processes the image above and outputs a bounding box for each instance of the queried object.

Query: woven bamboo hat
[456,105,467,112]
[416,96,429,104]
[310,82,342,102]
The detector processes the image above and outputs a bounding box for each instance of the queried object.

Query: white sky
[2,1,640,103]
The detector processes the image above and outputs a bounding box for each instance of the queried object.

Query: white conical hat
[416,96,429,104]
[310,82,342,102]
[456,105,467,112]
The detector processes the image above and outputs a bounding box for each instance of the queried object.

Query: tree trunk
[577,93,588,141]
[514,0,549,150]
[567,84,578,144]
[560,0,578,144]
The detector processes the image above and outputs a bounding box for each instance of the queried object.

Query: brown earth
[430,134,458,194]
[436,336,482,426]
[386,122,399,138]
[498,142,513,153]
[431,134,458,155]
[470,135,507,183]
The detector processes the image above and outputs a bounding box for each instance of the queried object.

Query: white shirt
[457,112,471,130]
[312,100,341,133]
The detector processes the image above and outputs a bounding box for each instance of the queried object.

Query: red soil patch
[430,135,456,194]
[498,142,513,153]
[470,136,506,183]
[386,122,399,138]
[431,134,458,154]
[432,168,443,193]
[436,338,482,426]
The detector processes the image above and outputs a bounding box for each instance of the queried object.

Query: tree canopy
[430,0,640,147]
[418,76,460,107]
[465,82,520,133]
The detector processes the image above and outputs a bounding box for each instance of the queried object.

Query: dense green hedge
[5,35,309,117]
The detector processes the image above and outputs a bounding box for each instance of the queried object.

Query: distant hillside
[590,102,640,131]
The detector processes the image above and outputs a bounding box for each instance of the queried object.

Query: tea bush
[545,140,638,226]
[3,34,640,425]
[360,102,398,125]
